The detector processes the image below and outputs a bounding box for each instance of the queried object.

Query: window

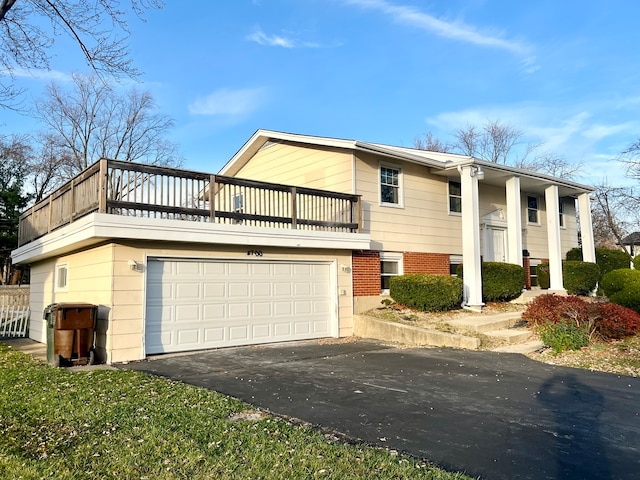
[55,263,68,292]
[530,260,541,287]
[527,195,539,224]
[380,165,401,206]
[380,252,402,293]
[559,200,565,228]
[449,255,463,276]
[448,181,462,214]
[234,193,244,213]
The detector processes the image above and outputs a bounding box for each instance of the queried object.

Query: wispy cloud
[247,29,295,48]
[0,67,72,82]
[343,0,529,55]
[188,87,268,116]
[246,28,327,49]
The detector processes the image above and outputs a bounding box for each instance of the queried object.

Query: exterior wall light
[470,165,485,180]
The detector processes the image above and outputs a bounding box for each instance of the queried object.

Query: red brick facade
[402,252,450,275]
[352,251,381,296]
[352,250,453,296]
[523,256,531,290]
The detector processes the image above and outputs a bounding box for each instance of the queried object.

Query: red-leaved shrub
[523,294,640,340]
[591,302,640,340]
[522,295,589,327]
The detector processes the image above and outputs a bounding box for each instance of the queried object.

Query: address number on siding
[247,250,263,256]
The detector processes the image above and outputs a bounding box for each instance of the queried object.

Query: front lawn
[0,344,472,480]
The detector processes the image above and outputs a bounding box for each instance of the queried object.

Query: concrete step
[485,328,532,345]
[447,312,523,333]
[492,340,545,354]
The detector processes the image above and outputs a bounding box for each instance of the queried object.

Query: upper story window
[380,165,402,206]
[527,195,539,224]
[449,181,462,214]
[559,200,565,228]
[55,263,68,292]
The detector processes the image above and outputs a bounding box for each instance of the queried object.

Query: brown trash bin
[48,303,97,367]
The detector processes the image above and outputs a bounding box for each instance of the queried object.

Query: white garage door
[145,258,334,354]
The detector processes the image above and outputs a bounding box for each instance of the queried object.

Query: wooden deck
[18,159,362,247]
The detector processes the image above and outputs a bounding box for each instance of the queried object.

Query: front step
[492,340,545,354]
[447,312,522,333]
[485,328,532,345]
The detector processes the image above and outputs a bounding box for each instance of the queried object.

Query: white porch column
[460,165,483,308]
[578,193,596,263]
[545,185,564,290]
[506,176,523,266]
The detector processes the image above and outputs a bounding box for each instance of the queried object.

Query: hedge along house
[12,129,596,363]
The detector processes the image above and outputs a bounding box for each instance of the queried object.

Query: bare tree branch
[0,0,163,108]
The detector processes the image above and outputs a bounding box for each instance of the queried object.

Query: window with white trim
[380,252,403,293]
[448,181,462,214]
[449,255,463,276]
[380,165,402,206]
[527,195,539,224]
[559,199,565,228]
[55,263,68,292]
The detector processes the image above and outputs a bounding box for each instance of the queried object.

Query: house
[619,232,640,258]
[11,130,596,364]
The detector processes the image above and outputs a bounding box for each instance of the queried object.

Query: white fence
[0,286,30,338]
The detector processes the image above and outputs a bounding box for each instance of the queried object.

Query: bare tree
[619,139,640,181]
[452,120,540,165]
[515,152,584,179]
[413,131,452,153]
[0,0,163,108]
[35,73,182,179]
[590,182,638,254]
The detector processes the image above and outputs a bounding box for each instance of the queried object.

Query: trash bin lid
[51,302,97,310]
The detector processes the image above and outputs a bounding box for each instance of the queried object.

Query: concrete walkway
[121,340,640,480]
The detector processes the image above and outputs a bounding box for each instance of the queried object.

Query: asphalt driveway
[121,340,640,480]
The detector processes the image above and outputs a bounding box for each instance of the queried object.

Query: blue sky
[3,0,640,186]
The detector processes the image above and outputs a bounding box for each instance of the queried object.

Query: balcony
[18,159,362,247]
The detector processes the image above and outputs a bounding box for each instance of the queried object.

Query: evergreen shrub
[562,261,599,296]
[601,269,640,314]
[390,274,463,312]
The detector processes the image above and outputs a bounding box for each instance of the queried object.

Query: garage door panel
[174,304,200,322]
[177,329,200,346]
[253,324,270,338]
[145,259,334,354]
[204,283,225,297]
[204,327,225,342]
[228,283,250,297]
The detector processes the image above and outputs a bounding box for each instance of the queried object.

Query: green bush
[482,262,525,301]
[539,320,590,354]
[565,247,630,282]
[596,247,631,281]
[537,263,550,289]
[634,255,640,270]
[563,261,600,296]
[601,269,640,313]
[390,274,463,312]
[565,247,583,261]
[456,262,525,302]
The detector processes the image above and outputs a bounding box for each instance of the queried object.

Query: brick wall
[352,251,380,296]
[523,256,531,290]
[403,252,450,275]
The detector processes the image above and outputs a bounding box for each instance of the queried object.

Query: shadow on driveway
[120,340,640,480]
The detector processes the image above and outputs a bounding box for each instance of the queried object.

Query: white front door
[485,227,507,262]
[145,258,334,355]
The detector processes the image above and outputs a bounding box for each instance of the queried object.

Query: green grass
[0,344,473,480]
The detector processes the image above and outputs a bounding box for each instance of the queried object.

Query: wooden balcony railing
[18,159,362,247]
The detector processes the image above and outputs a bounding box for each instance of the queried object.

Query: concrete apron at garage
[120,339,640,480]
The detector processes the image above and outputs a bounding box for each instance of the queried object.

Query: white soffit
[11,213,371,264]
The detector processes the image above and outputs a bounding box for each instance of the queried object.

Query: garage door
[145,258,334,354]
